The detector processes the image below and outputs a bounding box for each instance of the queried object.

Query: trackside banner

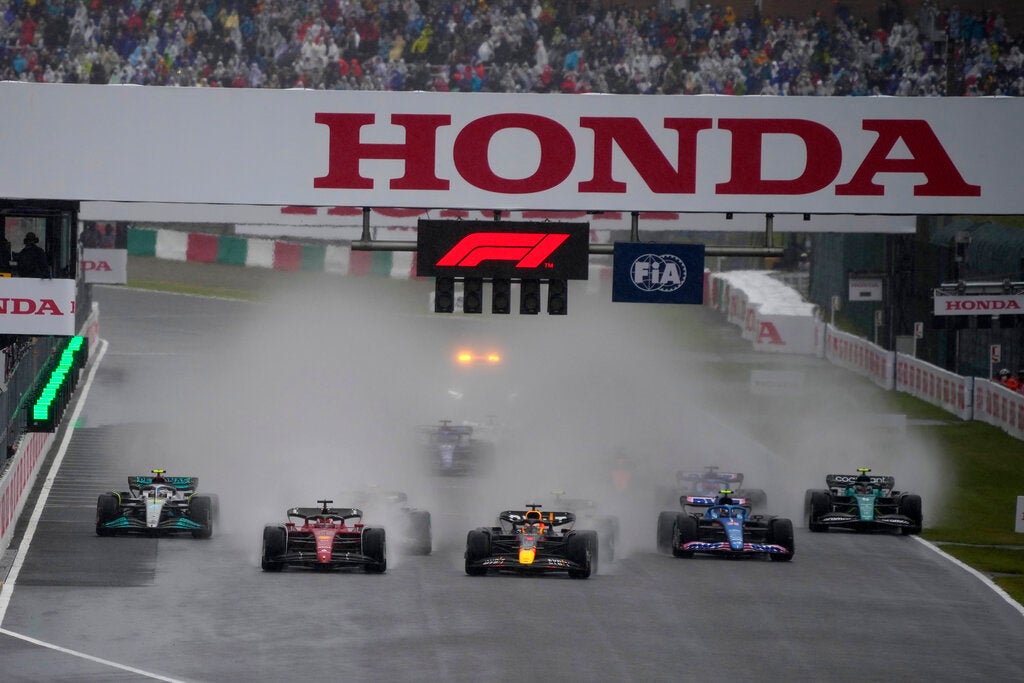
[2,83,1023,214]
[0,278,77,335]
[82,248,127,284]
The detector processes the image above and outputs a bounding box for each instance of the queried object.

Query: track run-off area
[1,276,1023,682]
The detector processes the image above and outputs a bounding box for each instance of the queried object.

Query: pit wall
[706,270,1023,438]
[0,303,100,553]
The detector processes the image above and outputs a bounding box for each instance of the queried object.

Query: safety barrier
[0,303,100,553]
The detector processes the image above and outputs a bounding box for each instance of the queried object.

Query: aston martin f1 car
[340,489,431,555]
[663,466,767,509]
[261,500,386,573]
[657,490,793,561]
[805,468,922,535]
[464,504,597,578]
[95,469,214,538]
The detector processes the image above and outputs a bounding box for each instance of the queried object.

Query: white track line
[0,339,186,682]
[0,627,185,682]
[913,535,1024,618]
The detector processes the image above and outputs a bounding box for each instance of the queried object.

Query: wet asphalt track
[1,283,1024,682]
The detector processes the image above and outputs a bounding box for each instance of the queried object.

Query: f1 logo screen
[416,220,590,279]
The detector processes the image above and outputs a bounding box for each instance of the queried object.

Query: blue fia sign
[612,243,705,304]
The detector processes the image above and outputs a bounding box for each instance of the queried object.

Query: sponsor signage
[933,294,1024,316]
[1017,497,1024,534]
[849,277,883,301]
[1,85,1022,214]
[416,220,589,280]
[612,243,705,304]
[0,278,77,335]
[750,370,804,396]
[82,248,127,284]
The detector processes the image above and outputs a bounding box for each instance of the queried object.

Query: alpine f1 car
[419,420,495,476]
[95,469,215,538]
[261,500,386,573]
[661,465,767,509]
[657,490,793,561]
[545,491,620,562]
[340,489,431,555]
[805,468,922,535]
[465,504,597,578]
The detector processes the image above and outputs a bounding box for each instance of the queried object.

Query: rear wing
[500,510,575,527]
[287,507,363,521]
[825,474,895,493]
[677,470,744,485]
[129,476,197,492]
[683,495,749,507]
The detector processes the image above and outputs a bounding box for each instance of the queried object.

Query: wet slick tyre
[261,525,286,572]
[568,530,597,579]
[657,511,677,553]
[362,527,387,573]
[768,518,795,562]
[407,509,432,555]
[465,529,490,576]
[671,514,697,558]
[808,491,830,533]
[898,494,923,535]
[95,493,119,536]
[189,495,214,539]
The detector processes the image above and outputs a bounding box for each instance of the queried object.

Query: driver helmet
[999,368,1011,379]
[854,475,873,494]
[717,489,734,505]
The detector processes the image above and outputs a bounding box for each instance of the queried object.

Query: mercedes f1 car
[340,489,431,555]
[465,504,597,578]
[261,500,386,573]
[661,465,767,509]
[95,469,215,538]
[657,490,793,561]
[805,468,922,535]
[419,420,495,476]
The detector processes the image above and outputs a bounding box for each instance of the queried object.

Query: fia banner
[612,243,705,304]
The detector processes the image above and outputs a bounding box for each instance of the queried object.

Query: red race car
[261,499,386,573]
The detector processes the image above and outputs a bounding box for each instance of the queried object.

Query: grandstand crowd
[0,1,1021,96]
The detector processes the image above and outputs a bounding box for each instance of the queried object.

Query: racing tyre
[808,491,830,533]
[768,518,795,561]
[898,494,923,535]
[656,511,677,553]
[598,516,619,563]
[568,530,597,579]
[407,510,432,555]
[95,493,120,536]
[671,514,697,558]
[744,488,768,509]
[465,529,490,576]
[362,527,387,573]
[261,525,286,572]
[189,495,214,539]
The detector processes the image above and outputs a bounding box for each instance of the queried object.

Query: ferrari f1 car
[340,489,431,555]
[805,468,922,534]
[261,500,386,573]
[464,504,597,578]
[661,465,767,509]
[657,490,793,561]
[95,469,214,538]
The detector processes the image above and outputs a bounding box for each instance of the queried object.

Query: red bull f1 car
[806,468,923,534]
[261,500,387,573]
[95,469,214,538]
[464,504,597,578]
[657,490,793,561]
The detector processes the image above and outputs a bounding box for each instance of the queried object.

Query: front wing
[99,505,204,535]
[681,540,790,556]
[468,552,588,574]
[813,512,916,531]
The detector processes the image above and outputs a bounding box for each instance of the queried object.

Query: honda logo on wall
[416,220,589,279]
